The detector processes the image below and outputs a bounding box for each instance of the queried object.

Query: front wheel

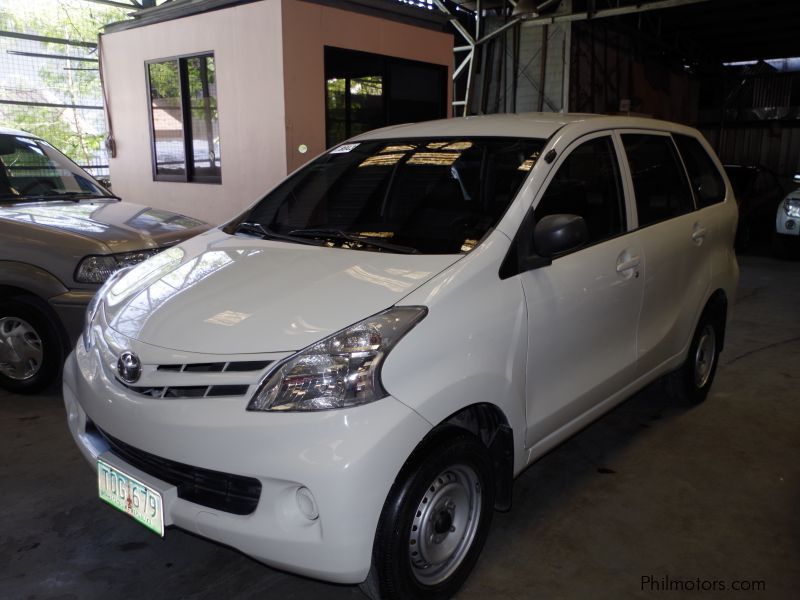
[362,430,495,600]
[0,296,64,394]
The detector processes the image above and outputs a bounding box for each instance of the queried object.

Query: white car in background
[64,114,738,600]
[773,185,800,257]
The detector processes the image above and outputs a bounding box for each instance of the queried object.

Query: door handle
[616,256,640,273]
[692,225,708,244]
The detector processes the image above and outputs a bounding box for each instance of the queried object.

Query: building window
[324,47,447,148]
[147,53,220,183]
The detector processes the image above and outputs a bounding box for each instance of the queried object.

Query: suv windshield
[0,134,112,201]
[238,137,545,254]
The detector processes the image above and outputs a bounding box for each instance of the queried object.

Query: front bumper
[63,341,432,583]
[776,205,800,237]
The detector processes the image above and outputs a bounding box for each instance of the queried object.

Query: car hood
[102,230,460,354]
[0,199,209,251]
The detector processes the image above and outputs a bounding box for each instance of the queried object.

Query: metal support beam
[0,99,103,110]
[0,30,96,49]
[7,50,98,63]
[83,0,142,9]
[454,51,473,79]
[521,0,713,27]
[477,17,523,46]
[433,0,475,46]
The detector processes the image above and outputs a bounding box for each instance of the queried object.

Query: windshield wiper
[289,228,419,254]
[54,191,121,201]
[234,222,325,246]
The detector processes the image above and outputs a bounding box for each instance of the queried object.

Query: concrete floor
[2,255,798,600]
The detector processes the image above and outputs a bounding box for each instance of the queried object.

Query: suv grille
[118,360,272,399]
[98,427,262,516]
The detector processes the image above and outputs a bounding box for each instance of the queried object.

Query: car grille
[97,427,262,516]
[118,360,272,399]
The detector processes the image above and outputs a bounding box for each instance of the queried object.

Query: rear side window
[534,135,625,246]
[673,134,725,208]
[622,134,694,227]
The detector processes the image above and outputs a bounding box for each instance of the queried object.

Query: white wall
[101,0,286,225]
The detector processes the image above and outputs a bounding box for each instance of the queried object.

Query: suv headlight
[75,249,163,284]
[83,267,133,350]
[247,306,427,412]
[783,198,800,218]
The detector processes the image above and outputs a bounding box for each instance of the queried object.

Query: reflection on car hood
[0,199,208,250]
[102,230,460,354]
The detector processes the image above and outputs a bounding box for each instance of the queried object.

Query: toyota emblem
[117,351,142,384]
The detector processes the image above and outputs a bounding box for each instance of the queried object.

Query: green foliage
[148,61,180,100]
[0,0,128,166]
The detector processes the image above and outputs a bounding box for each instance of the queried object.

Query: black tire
[0,296,64,394]
[361,429,495,600]
[665,303,725,405]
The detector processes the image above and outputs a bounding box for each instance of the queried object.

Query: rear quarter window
[673,134,726,208]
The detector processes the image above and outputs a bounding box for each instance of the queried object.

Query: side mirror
[97,177,112,190]
[533,214,588,258]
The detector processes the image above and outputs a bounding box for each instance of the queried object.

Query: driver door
[521,132,644,447]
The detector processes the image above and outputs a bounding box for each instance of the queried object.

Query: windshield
[239,137,545,254]
[0,134,112,201]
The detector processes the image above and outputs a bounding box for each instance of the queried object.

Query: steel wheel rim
[0,316,44,381]
[694,324,716,388]
[408,464,482,586]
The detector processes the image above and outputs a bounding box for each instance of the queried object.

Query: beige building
[100,0,453,224]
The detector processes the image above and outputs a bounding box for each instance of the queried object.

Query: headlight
[83,267,133,350]
[75,249,163,284]
[784,198,800,218]
[247,306,427,412]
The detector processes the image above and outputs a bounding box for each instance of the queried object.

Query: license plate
[98,459,164,537]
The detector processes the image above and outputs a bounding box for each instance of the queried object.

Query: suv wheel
[361,429,494,600]
[665,302,725,404]
[0,296,63,394]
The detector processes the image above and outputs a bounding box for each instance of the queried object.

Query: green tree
[0,0,128,166]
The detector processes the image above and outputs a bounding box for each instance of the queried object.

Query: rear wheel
[665,303,725,405]
[362,430,495,600]
[0,296,63,394]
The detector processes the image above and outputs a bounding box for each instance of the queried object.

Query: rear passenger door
[618,131,711,375]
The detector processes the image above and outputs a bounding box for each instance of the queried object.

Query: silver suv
[0,128,209,393]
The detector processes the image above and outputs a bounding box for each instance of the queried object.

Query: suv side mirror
[533,214,588,257]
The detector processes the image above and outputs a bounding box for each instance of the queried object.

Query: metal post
[538,25,549,111]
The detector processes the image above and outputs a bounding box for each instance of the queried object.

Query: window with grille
[146,53,220,183]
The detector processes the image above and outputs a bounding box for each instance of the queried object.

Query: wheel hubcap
[693,324,716,388]
[0,317,44,381]
[408,464,482,585]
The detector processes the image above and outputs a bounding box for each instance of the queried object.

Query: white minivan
[64,113,738,600]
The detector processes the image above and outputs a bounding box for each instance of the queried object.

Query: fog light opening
[786,219,796,230]
[296,486,319,521]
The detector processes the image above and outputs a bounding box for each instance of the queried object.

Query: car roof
[0,127,39,138]
[352,112,699,142]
